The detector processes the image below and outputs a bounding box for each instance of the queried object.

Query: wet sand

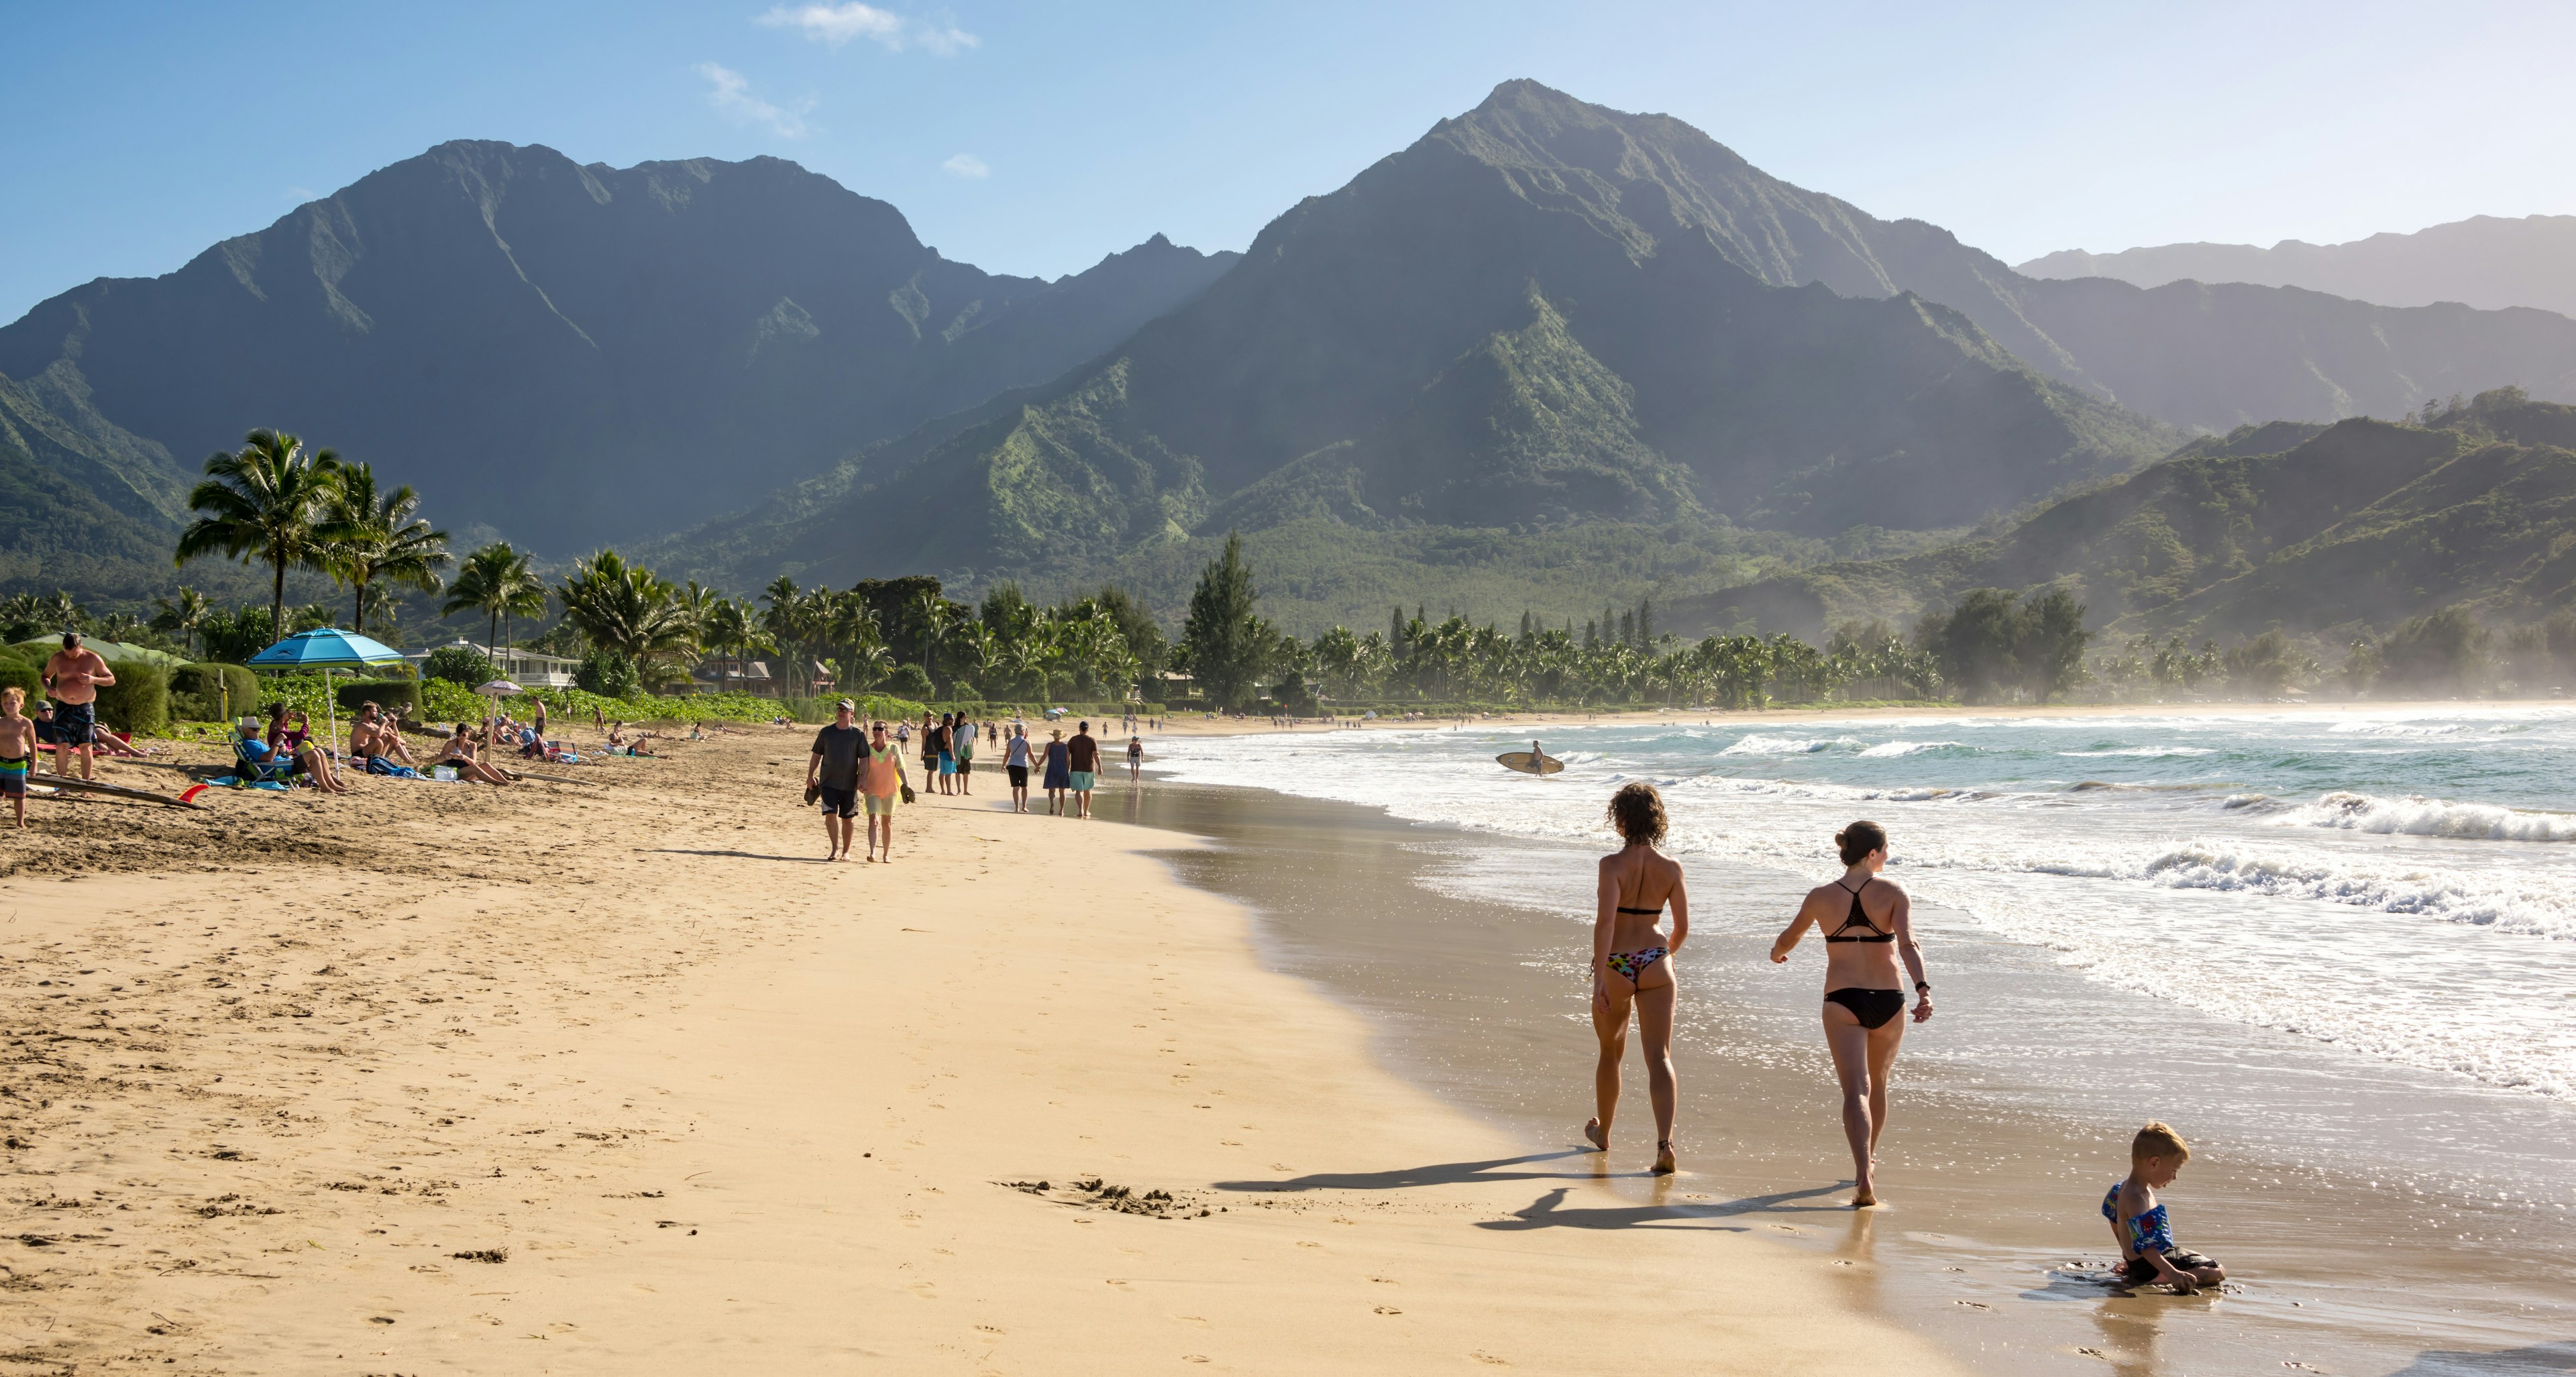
[0,730,1966,1373]
[1112,779,2576,1377]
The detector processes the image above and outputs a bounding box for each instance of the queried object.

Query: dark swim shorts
[51,701,95,747]
[1007,765,1029,788]
[817,785,858,818]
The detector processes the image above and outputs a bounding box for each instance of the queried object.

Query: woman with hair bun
[1770,819,1932,1207]
[1583,781,1690,1175]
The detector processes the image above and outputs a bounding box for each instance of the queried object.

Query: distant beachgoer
[1067,720,1099,819]
[807,698,865,861]
[1004,724,1032,813]
[2104,1121,2226,1292]
[0,687,35,828]
[1041,728,1071,816]
[1770,820,1932,1208]
[918,713,939,793]
[1584,782,1689,1175]
[861,720,910,862]
[40,632,114,782]
[954,714,976,795]
[1126,734,1143,783]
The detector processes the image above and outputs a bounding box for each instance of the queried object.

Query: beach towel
[364,756,421,778]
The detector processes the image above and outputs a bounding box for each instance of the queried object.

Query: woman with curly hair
[1584,781,1690,1175]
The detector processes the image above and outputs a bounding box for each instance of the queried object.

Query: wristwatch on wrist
[1915,982,1931,995]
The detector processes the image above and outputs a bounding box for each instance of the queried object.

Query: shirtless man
[0,687,36,828]
[41,632,114,781]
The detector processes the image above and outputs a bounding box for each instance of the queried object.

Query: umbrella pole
[324,668,336,756]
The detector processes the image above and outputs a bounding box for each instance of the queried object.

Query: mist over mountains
[3,80,2572,641]
[2019,215,2576,320]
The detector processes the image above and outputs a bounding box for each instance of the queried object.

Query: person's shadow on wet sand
[2381,1341,2575,1375]
[651,848,831,863]
[1216,1150,1593,1193]
[1216,1152,1856,1232]
[1476,1182,1851,1233]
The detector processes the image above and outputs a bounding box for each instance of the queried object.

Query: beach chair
[226,736,298,789]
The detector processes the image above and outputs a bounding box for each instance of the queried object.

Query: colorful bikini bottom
[1605,947,1668,982]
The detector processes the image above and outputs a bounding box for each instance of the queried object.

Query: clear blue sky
[7,0,2573,323]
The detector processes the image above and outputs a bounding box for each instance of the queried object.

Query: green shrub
[170,662,258,722]
[576,649,641,700]
[336,679,421,714]
[884,663,934,701]
[423,645,494,685]
[0,656,38,706]
[95,661,170,735]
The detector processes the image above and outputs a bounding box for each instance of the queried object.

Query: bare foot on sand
[1850,1189,1879,1209]
[1652,1140,1676,1176]
[1582,1118,1608,1152]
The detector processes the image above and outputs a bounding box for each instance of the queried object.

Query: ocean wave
[2057,746,2216,757]
[1719,734,1860,756]
[1857,740,1959,758]
[2287,791,2576,842]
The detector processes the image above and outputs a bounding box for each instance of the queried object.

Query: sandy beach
[0,728,1964,1374]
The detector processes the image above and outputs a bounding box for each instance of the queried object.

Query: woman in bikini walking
[1770,820,1933,1208]
[1583,782,1690,1176]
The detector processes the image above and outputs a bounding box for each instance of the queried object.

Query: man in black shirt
[806,699,867,861]
[1066,720,1100,820]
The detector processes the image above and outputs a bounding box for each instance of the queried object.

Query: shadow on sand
[1215,1150,1854,1231]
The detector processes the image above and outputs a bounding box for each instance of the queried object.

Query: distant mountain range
[656,80,2576,608]
[1672,391,2576,643]
[2019,215,2576,319]
[5,80,2574,643]
[0,141,1237,551]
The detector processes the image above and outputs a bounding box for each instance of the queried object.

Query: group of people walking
[807,704,1155,859]
[1586,782,2220,1290]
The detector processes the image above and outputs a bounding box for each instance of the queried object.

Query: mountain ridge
[2019,215,2576,319]
[0,140,1240,551]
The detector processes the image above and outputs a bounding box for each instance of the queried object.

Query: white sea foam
[2286,791,2576,842]
[1718,733,1858,756]
[2057,746,2216,757]
[1148,707,2576,1097]
[1858,740,1957,757]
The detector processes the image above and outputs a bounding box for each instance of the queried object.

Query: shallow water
[1128,709,2576,1376]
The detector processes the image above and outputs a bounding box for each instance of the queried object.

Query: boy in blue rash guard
[2104,1121,2226,1292]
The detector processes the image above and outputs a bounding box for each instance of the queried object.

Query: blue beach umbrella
[248,628,407,746]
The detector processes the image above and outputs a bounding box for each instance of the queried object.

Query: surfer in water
[1584,781,1689,1174]
[1770,820,1933,1208]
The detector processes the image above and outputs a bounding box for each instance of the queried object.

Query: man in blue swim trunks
[1066,720,1100,819]
[41,632,113,782]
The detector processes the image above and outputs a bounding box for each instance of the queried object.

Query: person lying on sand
[430,723,514,784]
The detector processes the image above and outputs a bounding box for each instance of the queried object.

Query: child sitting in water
[2104,1121,2226,1292]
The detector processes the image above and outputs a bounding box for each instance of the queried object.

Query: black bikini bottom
[1825,988,1905,1030]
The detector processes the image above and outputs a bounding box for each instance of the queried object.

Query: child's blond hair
[2132,1120,2190,1164]
[1,687,22,713]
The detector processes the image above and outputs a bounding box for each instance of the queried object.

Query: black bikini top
[1617,904,1662,916]
[1825,878,1894,943]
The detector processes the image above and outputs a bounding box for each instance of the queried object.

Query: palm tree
[150,587,213,655]
[558,550,695,689]
[442,542,547,662]
[174,429,343,640]
[323,462,451,636]
[908,588,955,687]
